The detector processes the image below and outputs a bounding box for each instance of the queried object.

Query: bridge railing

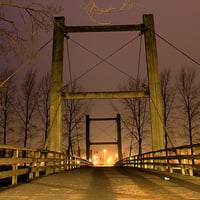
[0,145,93,185]
[115,143,200,176]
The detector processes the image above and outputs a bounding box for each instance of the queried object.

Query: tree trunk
[68,134,73,156]
[24,124,28,147]
[138,138,142,156]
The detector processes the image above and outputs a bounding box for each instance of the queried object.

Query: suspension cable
[136,34,143,89]
[91,122,116,141]
[149,95,175,149]
[135,33,147,142]
[43,97,62,149]
[0,37,53,88]
[65,34,141,85]
[149,95,183,164]
[141,97,147,139]
[65,36,73,91]
[149,29,200,67]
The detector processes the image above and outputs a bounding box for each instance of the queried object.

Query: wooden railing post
[64,152,68,170]
[12,149,19,185]
[53,152,56,173]
[29,150,35,180]
[154,152,157,170]
[45,152,50,175]
[35,151,40,177]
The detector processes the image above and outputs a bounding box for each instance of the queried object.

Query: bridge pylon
[48,17,64,152]
[143,14,165,150]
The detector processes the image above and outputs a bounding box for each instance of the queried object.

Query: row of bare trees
[0,2,90,155]
[0,69,47,147]
[0,68,88,155]
[1,65,199,155]
[161,67,200,153]
[117,66,200,155]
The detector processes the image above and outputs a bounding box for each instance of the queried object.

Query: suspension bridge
[1,14,200,199]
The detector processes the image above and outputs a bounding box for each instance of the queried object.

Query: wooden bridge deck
[1,167,200,200]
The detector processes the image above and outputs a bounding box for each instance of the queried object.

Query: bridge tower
[143,15,165,151]
[48,14,164,153]
[86,114,122,161]
[48,17,64,152]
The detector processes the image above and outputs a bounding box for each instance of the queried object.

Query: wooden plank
[0,144,36,151]
[0,168,29,179]
[0,158,34,165]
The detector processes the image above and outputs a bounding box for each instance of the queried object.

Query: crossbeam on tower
[63,91,148,100]
[90,142,118,145]
[65,24,144,33]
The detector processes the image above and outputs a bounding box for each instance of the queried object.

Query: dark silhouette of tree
[13,69,39,147]
[0,2,60,56]
[177,67,200,153]
[160,68,176,149]
[63,81,90,156]
[37,73,50,143]
[0,68,16,144]
[0,2,61,92]
[116,79,148,156]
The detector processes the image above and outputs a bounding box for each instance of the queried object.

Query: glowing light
[93,160,98,165]
[103,149,107,166]
[76,160,80,164]
[107,156,113,163]
[106,156,114,166]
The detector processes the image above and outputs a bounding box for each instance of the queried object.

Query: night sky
[39,0,200,115]
[1,0,200,154]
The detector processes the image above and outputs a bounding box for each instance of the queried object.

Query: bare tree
[116,79,148,156]
[177,67,200,153]
[0,68,16,144]
[13,69,39,147]
[63,81,90,156]
[37,73,50,143]
[160,68,176,149]
[0,2,60,56]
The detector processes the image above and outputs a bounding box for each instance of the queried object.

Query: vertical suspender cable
[65,35,73,91]
[136,34,143,88]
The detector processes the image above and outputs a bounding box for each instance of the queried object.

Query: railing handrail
[141,143,200,155]
[0,145,93,186]
[115,143,200,177]
[0,144,38,152]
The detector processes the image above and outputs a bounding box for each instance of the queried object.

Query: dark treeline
[0,68,89,156]
[113,66,200,155]
[1,66,200,155]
